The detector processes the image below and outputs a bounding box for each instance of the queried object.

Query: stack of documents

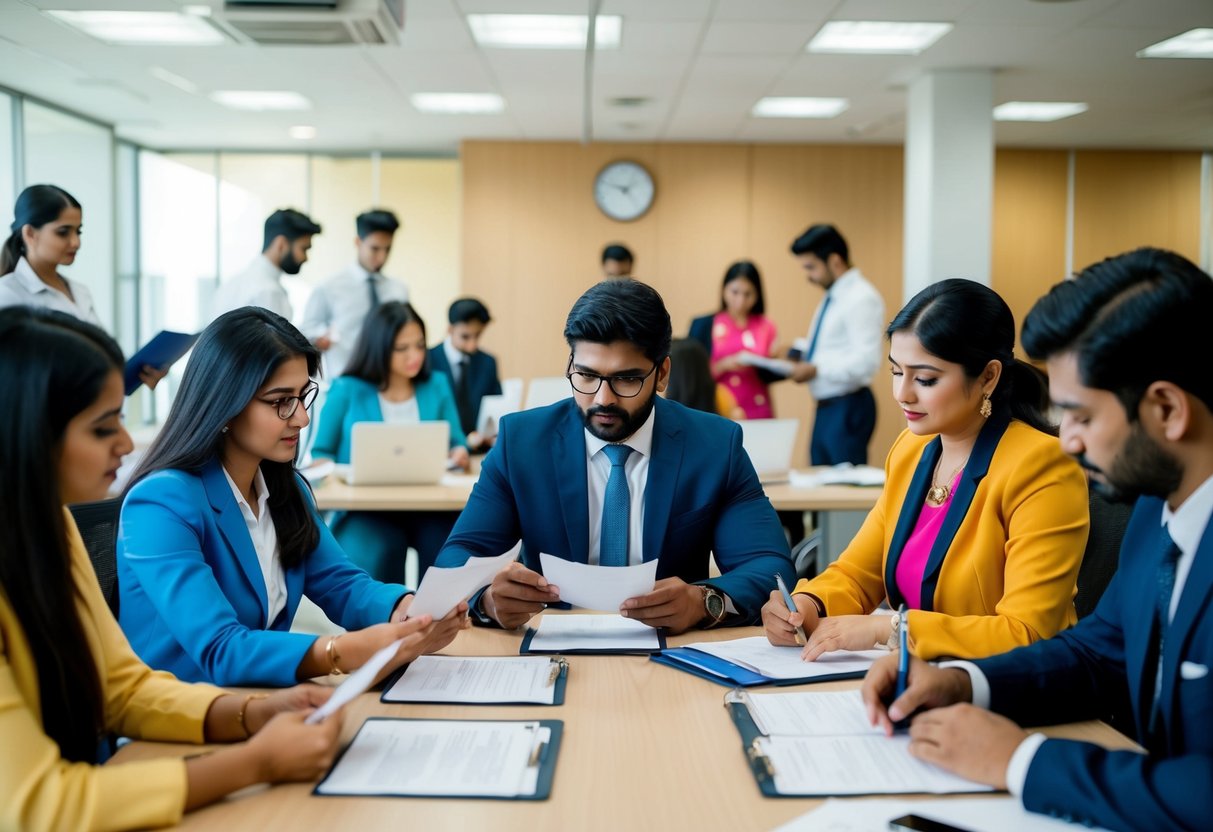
[382,655,568,705]
[788,464,886,488]
[315,718,562,800]
[522,614,666,655]
[727,689,992,797]
[654,636,883,687]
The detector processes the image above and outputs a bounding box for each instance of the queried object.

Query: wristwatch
[700,585,727,628]
[884,610,902,651]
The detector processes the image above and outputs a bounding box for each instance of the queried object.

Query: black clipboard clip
[547,657,569,686]
[746,739,775,780]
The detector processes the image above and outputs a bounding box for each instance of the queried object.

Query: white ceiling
[0,0,1210,153]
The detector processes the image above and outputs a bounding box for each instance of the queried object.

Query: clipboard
[652,646,868,687]
[379,656,569,705]
[313,717,563,801]
[519,626,667,655]
[123,330,198,394]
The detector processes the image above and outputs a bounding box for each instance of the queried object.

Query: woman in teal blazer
[312,301,468,581]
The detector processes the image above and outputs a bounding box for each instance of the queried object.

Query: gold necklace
[926,455,969,507]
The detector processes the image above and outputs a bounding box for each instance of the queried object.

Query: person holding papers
[312,300,468,582]
[709,260,778,419]
[118,307,467,687]
[0,308,343,830]
[428,297,503,453]
[436,279,795,632]
[0,184,167,389]
[762,279,1089,660]
[862,249,1213,832]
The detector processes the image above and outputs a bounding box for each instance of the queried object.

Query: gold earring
[979,394,992,419]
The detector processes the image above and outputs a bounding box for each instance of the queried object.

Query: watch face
[706,590,725,619]
[594,161,655,222]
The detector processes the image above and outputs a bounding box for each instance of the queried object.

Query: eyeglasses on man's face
[261,382,319,420]
[566,357,657,399]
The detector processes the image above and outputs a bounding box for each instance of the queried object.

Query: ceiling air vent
[214,0,404,46]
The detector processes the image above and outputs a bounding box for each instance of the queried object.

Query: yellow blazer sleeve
[907,435,1088,659]
[0,515,225,832]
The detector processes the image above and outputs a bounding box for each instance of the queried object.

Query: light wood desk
[114,619,1135,831]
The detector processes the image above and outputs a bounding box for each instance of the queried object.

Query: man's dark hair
[449,297,492,326]
[601,243,634,265]
[356,209,400,239]
[564,279,672,365]
[790,224,849,265]
[263,208,321,251]
[1022,247,1213,417]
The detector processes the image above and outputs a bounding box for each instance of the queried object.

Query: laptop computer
[739,419,799,484]
[346,422,450,486]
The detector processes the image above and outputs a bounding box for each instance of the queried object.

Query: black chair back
[67,498,123,616]
[1075,491,1134,618]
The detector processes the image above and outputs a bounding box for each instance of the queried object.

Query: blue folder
[651,646,868,688]
[123,330,198,395]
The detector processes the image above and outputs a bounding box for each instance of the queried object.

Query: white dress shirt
[379,393,420,424]
[221,465,287,627]
[803,267,885,400]
[210,255,292,324]
[300,262,409,377]
[0,256,102,326]
[948,472,1213,800]
[584,407,655,566]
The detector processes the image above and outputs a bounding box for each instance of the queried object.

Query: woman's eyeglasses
[262,382,319,420]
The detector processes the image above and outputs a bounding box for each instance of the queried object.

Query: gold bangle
[236,693,268,738]
[326,635,343,675]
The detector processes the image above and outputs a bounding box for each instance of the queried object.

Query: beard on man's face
[580,387,657,443]
[280,249,302,275]
[1078,423,1183,504]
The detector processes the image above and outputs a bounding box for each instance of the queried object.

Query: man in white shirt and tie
[301,209,409,378]
[210,208,320,323]
[787,224,885,465]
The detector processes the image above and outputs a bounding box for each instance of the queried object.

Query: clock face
[593,161,655,222]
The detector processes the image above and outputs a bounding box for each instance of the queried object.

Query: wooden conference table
[114,618,1136,831]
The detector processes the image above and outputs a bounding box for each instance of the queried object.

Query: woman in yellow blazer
[762,279,1089,660]
[0,307,345,831]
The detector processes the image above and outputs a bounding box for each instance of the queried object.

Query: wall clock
[593,160,655,222]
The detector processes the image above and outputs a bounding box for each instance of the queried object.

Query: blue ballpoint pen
[774,573,807,646]
[894,603,909,701]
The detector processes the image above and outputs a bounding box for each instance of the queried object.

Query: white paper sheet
[538,552,658,611]
[306,637,402,724]
[527,614,661,652]
[316,719,548,797]
[688,636,883,680]
[788,463,886,488]
[406,543,521,620]
[772,797,1112,832]
[383,655,560,704]
[746,689,880,737]
[736,352,796,376]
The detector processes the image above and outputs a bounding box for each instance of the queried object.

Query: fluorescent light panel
[288,125,317,140]
[1138,28,1213,59]
[149,66,199,95]
[993,101,1088,122]
[752,97,849,119]
[45,10,226,45]
[467,14,621,49]
[210,91,312,111]
[808,21,952,54]
[411,93,505,115]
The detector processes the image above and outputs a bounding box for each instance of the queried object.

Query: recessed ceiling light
[752,97,849,119]
[1138,28,1213,59]
[467,14,621,49]
[210,90,312,111]
[149,66,199,95]
[289,125,317,140]
[181,4,212,16]
[993,101,1088,122]
[410,93,506,114]
[807,21,952,55]
[45,10,226,45]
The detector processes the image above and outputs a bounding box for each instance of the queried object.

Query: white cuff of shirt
[938,660,991,708]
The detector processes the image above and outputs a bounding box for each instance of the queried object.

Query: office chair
[1074,490,1134,618]
[68,498,123,617]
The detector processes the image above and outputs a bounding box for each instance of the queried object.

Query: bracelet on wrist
[236,693,269,738]
[325,635,344,675]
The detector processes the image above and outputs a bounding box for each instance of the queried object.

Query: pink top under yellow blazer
[795,414,1090,660]
[1,512,224,831]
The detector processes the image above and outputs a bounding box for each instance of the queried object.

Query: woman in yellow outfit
[762,279,1089,660]
[0,307,416,830]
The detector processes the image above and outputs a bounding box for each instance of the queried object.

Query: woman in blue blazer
[312,301,467,582]
[117,307,468,687]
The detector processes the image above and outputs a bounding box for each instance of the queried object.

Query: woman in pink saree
[710,260,777,419]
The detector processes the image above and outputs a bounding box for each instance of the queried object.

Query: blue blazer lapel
[201,459,269,622]
[884,438,941,609]
[552,407,590,563]
[643,399,683,562]
[1156,518,1213,745]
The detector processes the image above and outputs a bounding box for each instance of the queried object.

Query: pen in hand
[893,604,909,717]
[774,573,807,647]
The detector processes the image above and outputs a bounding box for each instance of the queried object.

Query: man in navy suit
[435,279,794,632]
[861,248,1213,831]
[428,297,502,453]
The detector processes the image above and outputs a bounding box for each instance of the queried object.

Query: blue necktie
[805,294,832,361]
[599,444,634,567]
[1147,533,1182,744]
[367,275,380,308]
